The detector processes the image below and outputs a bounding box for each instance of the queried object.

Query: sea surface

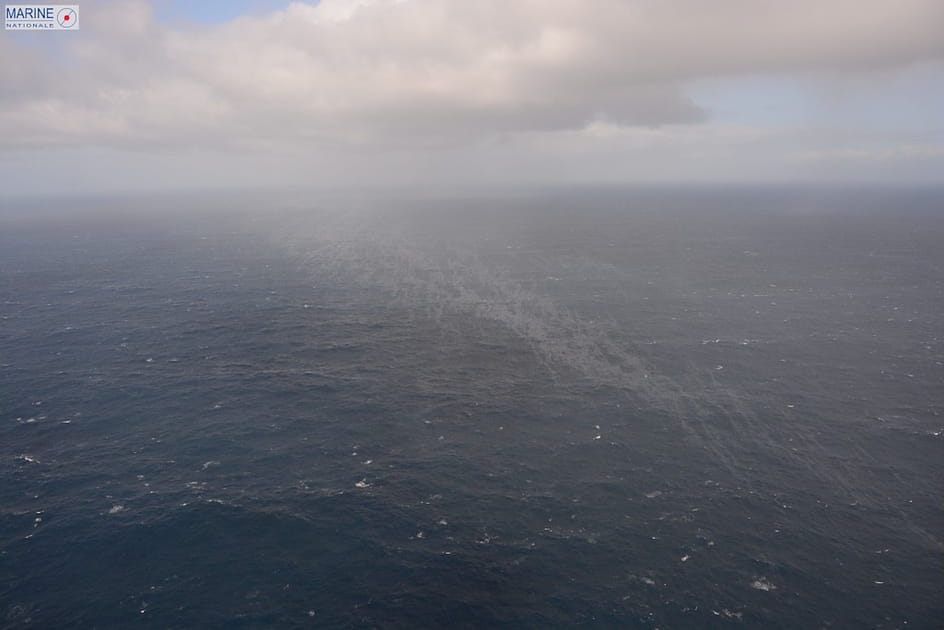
[1,188,942,628]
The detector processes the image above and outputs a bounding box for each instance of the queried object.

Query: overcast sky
[2,0,943,195]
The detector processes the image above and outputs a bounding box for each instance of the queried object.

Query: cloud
[1,0,942,153]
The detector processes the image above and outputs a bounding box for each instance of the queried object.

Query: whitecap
[751,577,776,591]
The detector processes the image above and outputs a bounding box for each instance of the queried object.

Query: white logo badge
[5,5,80,30]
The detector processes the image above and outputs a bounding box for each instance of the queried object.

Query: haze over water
[1,187,941,628]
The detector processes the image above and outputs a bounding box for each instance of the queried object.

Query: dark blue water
[1,189,942,628]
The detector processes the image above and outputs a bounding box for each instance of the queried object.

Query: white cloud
[1,0,942,152]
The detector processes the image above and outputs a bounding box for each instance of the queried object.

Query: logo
[56,6,75,27]
[4,5,80,30]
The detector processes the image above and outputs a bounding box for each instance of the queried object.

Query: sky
[1,0,943,196]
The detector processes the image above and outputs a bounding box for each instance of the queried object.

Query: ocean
[1,188,942,628]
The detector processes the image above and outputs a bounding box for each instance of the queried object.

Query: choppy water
[1,189,942,628]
